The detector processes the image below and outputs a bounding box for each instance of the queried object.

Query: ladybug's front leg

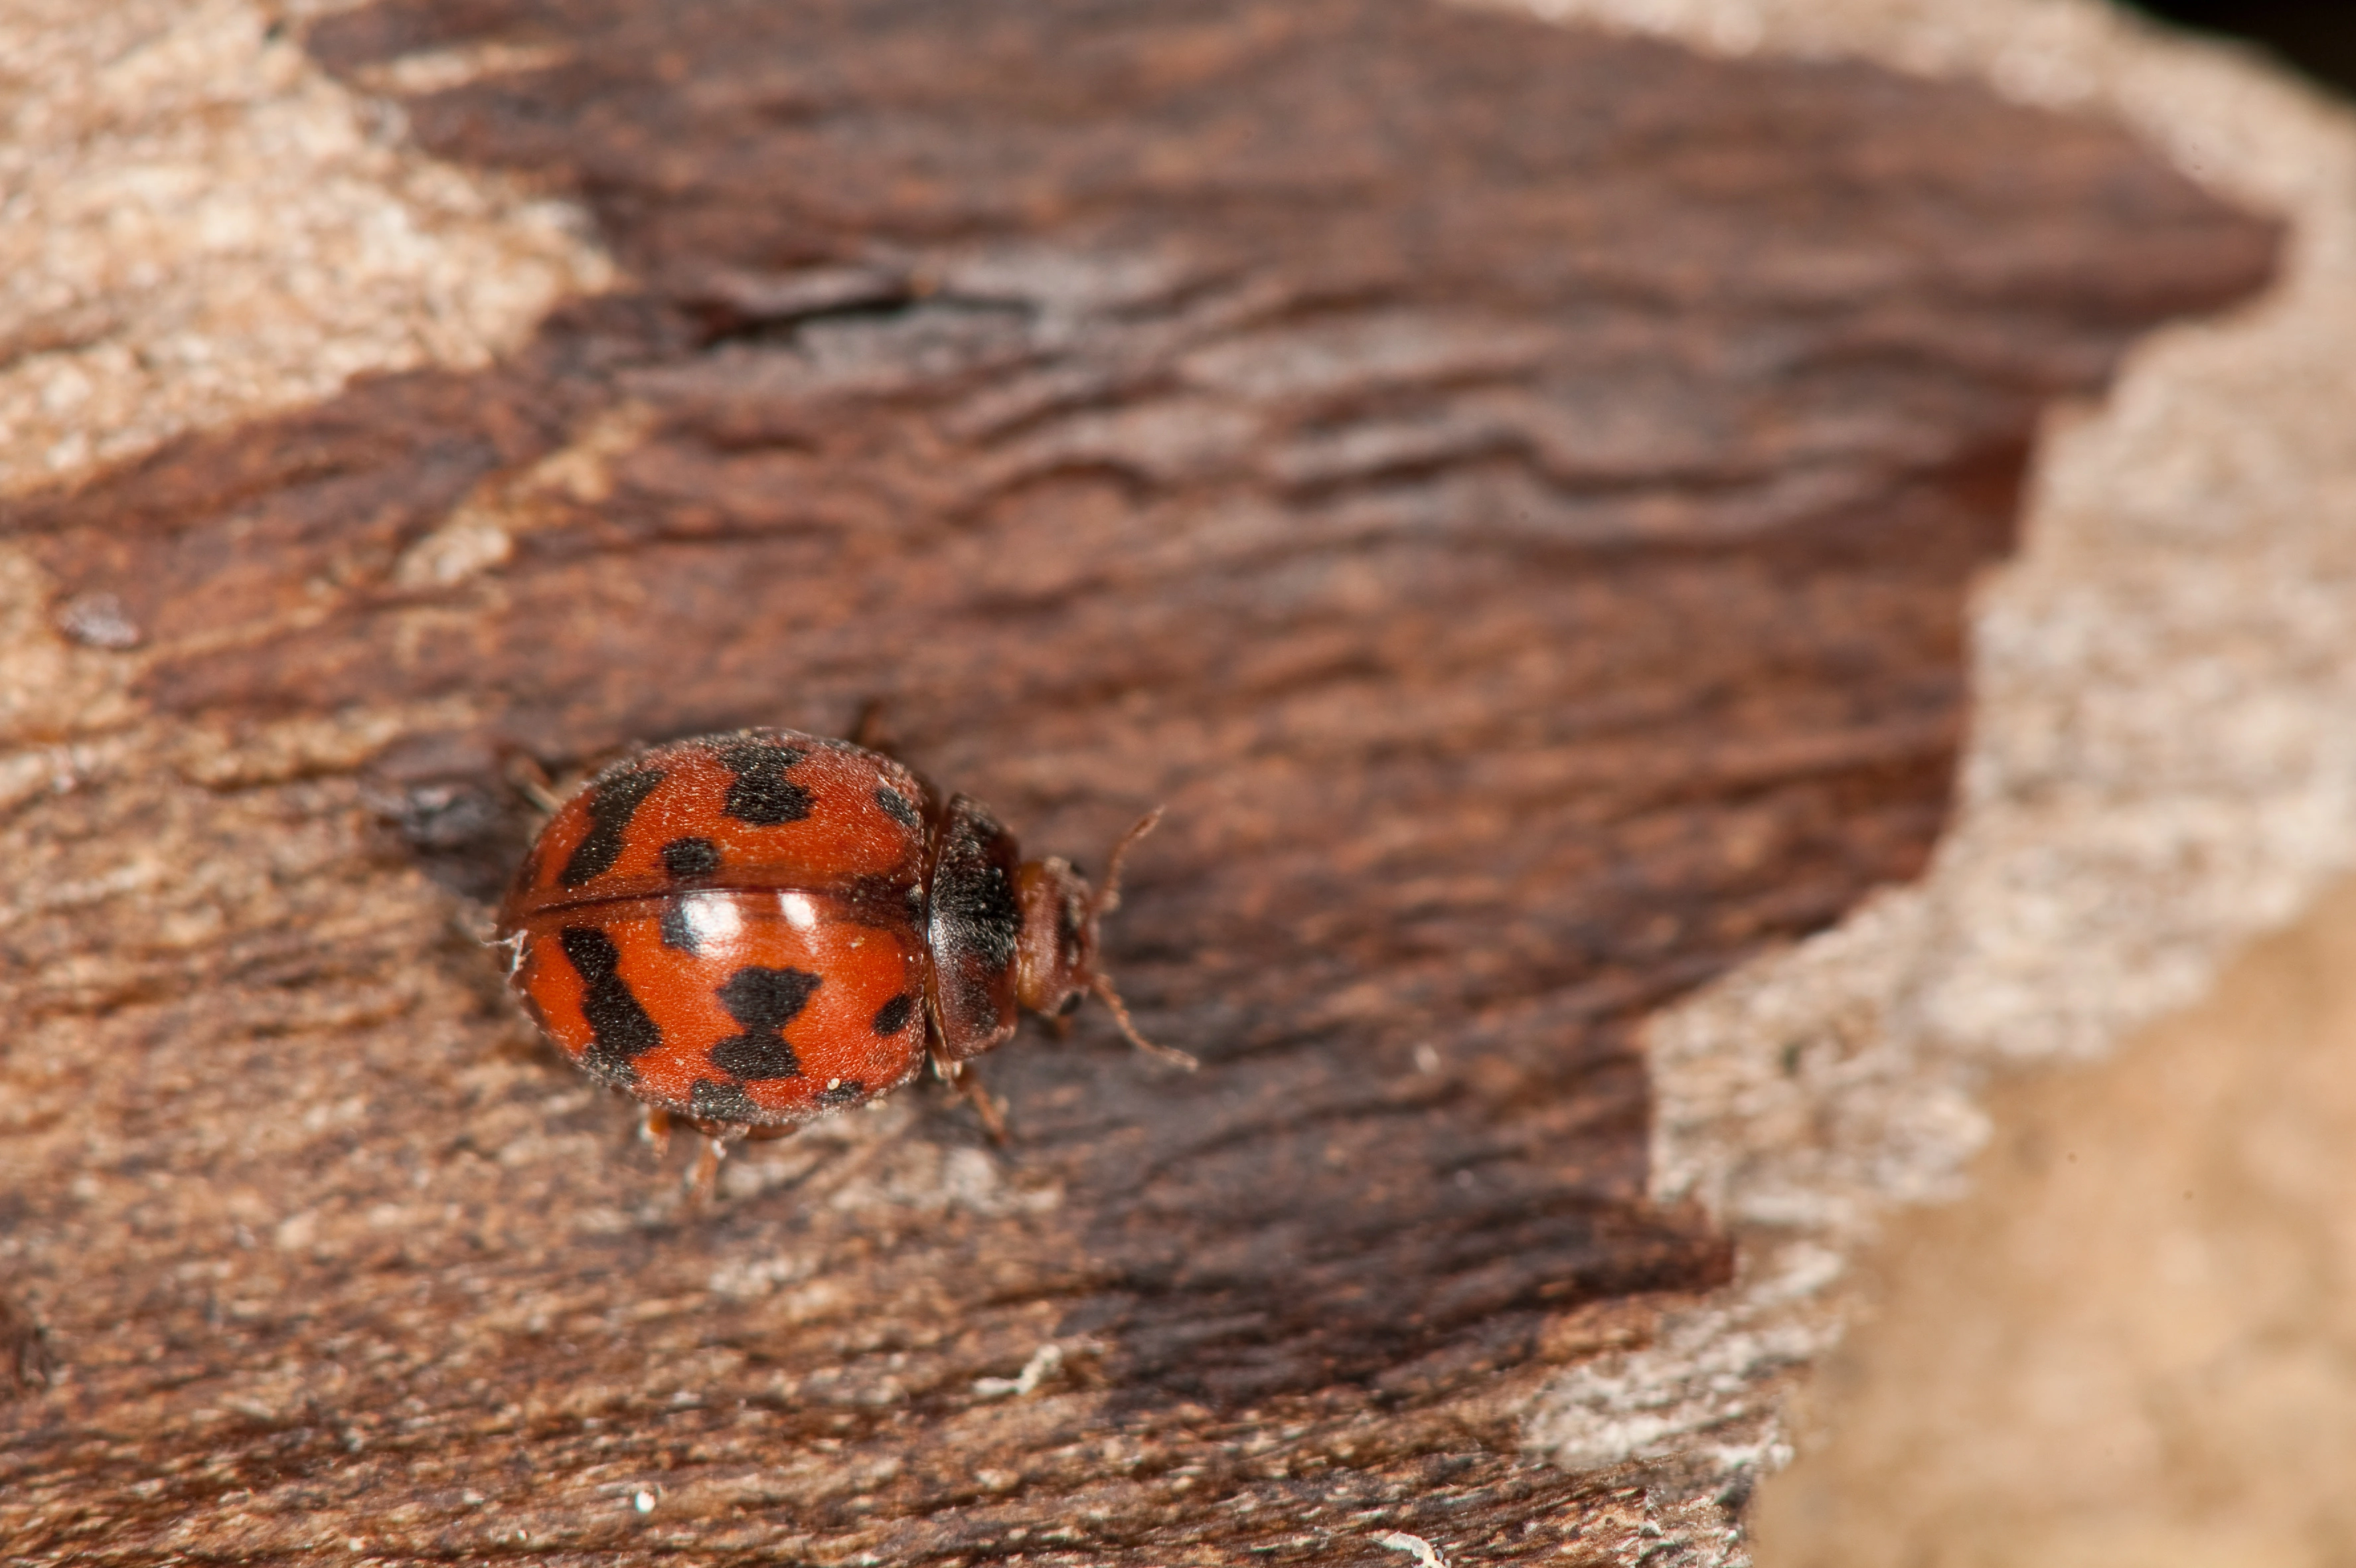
[931,1050,1009,1144]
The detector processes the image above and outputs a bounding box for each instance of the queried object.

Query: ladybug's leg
[685,1123,750,1204]
[931,1050,1010,1144]
[502,752,566,817]
[961,1073,1011,1146]
[1089,974,1200,1071]
[847,698,894,754]
[641,1105,674,1158]
[505,740,647,820]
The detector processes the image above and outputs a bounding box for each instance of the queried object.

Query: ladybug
[496,728,1190,1189]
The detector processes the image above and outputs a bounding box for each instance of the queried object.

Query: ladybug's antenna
[1089,807,1196,1071]
[1091,972,1198,1071]
[1093,807,1164,918]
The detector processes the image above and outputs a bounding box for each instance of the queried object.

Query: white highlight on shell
[676,891,744,949]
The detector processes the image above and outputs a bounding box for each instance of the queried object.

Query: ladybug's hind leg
[501,751,566,818]
[847,698,895,755]
[503,740,649,821]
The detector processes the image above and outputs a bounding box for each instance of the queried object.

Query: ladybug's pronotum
[497,728,1192,1192]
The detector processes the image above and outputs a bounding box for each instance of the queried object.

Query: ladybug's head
[1010,809,1196,1071]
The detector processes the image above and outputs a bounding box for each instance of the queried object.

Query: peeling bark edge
[1513,1,2356,1556]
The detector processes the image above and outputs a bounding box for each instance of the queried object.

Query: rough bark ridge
[0,1,2275,1561]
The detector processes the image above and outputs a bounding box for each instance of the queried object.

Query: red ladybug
[497,729,1188,1188]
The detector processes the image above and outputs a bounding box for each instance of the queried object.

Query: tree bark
[0,0,2276,1561]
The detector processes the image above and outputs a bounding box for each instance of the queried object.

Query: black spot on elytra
[719,740,813,826]
[871,993,914,1036]
[817,1080,868,1108]
[708,965,820,1080]
[874,787,921,830]
[662,836,722,878]
[558,925,661,1082]
[690,1079,764,1125]
[558,767,667,887]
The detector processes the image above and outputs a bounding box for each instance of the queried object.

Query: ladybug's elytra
[497,728,1190,1189]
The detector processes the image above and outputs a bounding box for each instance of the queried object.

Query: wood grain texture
[0,0,2276,1561]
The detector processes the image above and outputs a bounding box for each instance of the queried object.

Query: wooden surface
[0,1,2276,1561]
